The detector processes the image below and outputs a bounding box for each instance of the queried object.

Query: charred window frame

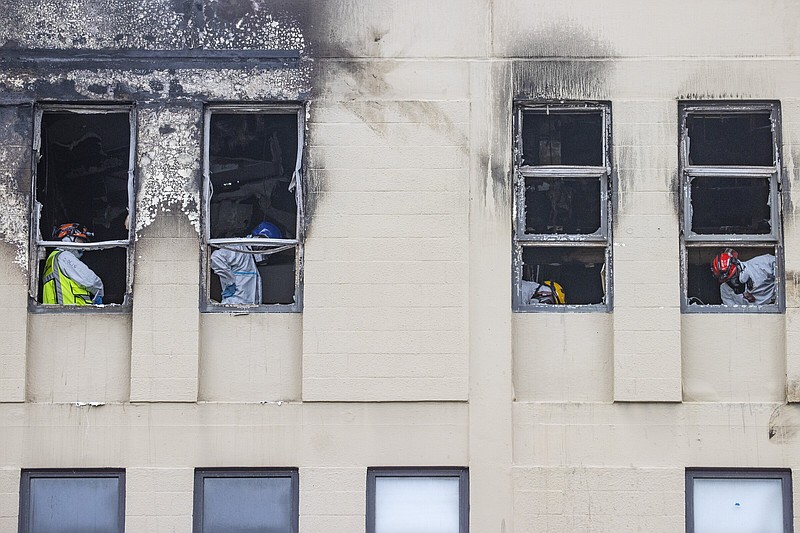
[366,467,469,533]
[29,105,136,311]
[201,104,305,313]
[513,102,612,312]
[680,102,784,313]
[686,468,793,533]
[193,468,299,533]
[19,468,126,533]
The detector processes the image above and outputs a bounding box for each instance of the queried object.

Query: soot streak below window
[680,103,783,312]
[31,106,135,309]
[513,103,612,311]
[202,105,304,312]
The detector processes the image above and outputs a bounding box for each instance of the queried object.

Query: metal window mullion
[518,239,608,247]
[685,166,775,177]
[519,166,606,178]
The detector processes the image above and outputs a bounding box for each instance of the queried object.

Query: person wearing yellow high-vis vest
[42,223,104,305]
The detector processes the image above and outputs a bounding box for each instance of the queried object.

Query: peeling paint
[136,106,202,234]
[0,0,307,52]
[0,173,29,267]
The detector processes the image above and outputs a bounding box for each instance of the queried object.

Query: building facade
[1,0,800,531]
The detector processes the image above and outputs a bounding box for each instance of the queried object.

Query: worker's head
[533,280,566,304]
[712,248,746,292]
[251,221,283,239]
[53,223,93,243]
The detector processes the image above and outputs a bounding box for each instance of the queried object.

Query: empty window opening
[521,111,603,166]
[525,177,601,234]
[686,469,792,533]
[680,103,782,312]
[514,103,611,311]
[19,469,125,533]
[203,106,304,311]
[690,176,771,235]
[193,468,299,533]
[32,107,134,308]
[686,113,774,166]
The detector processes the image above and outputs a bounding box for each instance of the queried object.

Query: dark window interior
[522,246,606,305]
[36,111,131,304]
[686,246,774,305]
[209,113,298,239]
[209,247,296,305]
[525,176,601,234]
[690,176,771,235]
[522,111,603,166]
[686,113,774,166]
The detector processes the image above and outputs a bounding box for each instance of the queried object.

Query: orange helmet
[52,223,93,241]
[711,248,740,283]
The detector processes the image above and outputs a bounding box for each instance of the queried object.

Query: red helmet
[53,223,93,241]
[711,248,739,283]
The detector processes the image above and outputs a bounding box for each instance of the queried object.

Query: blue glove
[92,294,103,305]
[221,284,237,298]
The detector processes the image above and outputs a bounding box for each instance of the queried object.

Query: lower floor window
[19,469,125,533]
[686,468,793,533]
[367,468,469,533]
[193,468,298,533]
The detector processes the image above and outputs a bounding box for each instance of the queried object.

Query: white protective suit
[720,254,776,306]
[56,248,104,301]
[210,244,267,305]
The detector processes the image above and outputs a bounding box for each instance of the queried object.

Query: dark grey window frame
[18,468,126,533]
[512,101,613,312]
[680,101,784,313]
[200,103,305,314]
[193,467,299,533]
[686,468,793,532]
[366,467,469,533]
[28,103,137,313]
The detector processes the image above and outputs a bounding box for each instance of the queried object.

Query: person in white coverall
[711,248,776,306]
[210,221,283,305]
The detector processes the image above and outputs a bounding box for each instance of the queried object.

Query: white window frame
[680,101,783,313]
[366,467,469,533]
[201,103,305,313]
[29,104,136,312]
[512,101,613,312]
[686,468,793,533]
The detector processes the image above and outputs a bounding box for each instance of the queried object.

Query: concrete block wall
[1,0,800,532]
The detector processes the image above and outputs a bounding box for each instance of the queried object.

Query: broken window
[513,103,612,311]
[680,103,783,311]
[31,106,135,308]
[202,105,304,311]
[686,469,792,533]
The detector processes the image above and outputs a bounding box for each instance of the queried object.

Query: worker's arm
[57,252,104,298]
[210,249,236,288]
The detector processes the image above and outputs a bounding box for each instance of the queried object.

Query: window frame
[679,101,784,313]
[200,103,305,313]
[18,468,126,533]
[192,467,299,533]
[28,103,137,313]
[366,467,469,533]
[512,101,613,312]
[685,468,793,533]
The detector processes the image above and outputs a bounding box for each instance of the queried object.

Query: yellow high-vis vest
[42,250,93,305]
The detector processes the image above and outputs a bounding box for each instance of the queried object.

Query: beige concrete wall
[2,1,800,532]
